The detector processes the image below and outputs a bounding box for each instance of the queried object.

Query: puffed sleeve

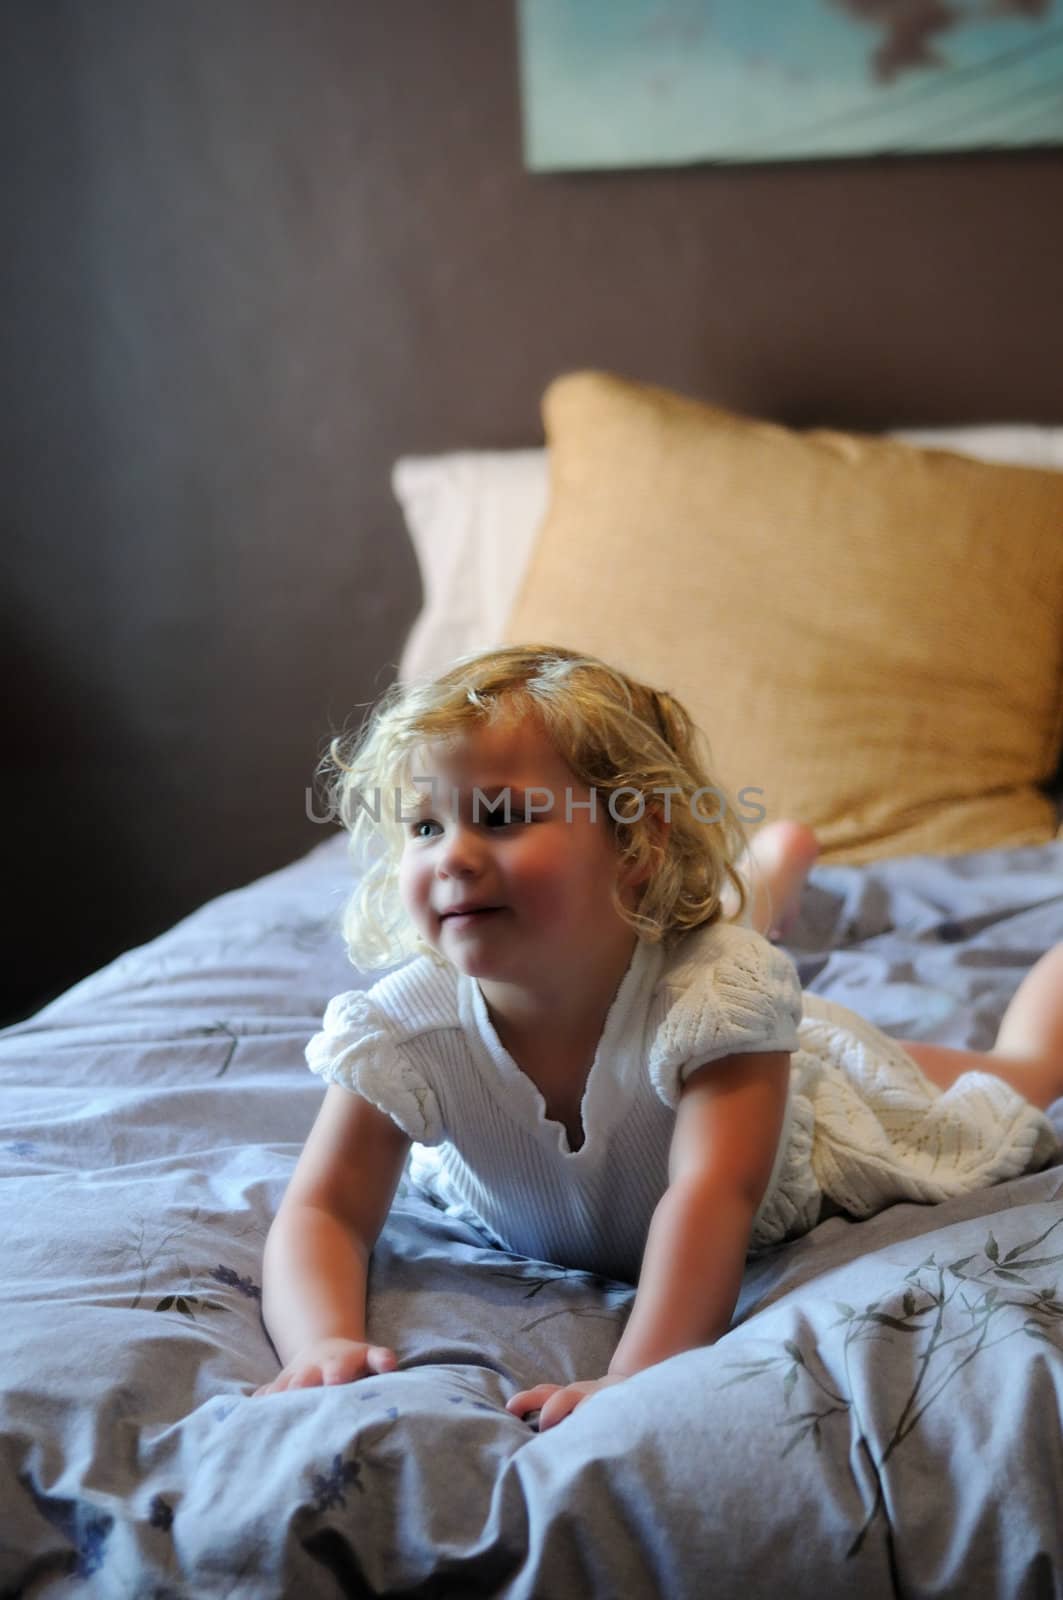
[648,926,802,1109]
[305,990,444,1145]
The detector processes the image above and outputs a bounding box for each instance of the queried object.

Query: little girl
[255,645,1063,1431]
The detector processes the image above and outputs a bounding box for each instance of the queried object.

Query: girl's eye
[482,810,519,830]
[411,819,442,839]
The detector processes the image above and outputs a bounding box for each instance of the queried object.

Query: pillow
[394,451,549,683]
[894,425,1063,472]
[394,428,1063,684]
[503,372,1063,863]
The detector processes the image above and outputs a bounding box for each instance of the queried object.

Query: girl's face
[397,716,639,991]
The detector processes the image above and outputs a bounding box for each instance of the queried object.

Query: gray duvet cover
[1,834,1061,1599]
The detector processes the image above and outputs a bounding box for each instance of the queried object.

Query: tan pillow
[505,373,1063,863]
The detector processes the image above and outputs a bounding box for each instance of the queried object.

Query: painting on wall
[517,0,1063,171]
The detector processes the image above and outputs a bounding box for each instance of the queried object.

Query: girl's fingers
[253,1375,293,1397]
[253,1346,398,1398]
[367,1346,397,1373]
[327,1349,393,1382]
[513,1375,625,1430]
[506,1384,562,1417]
[538,1391,583,1431]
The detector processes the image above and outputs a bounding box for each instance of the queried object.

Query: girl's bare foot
[725,820,820,940]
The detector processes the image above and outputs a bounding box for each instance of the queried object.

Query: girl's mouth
[440,907,504,929]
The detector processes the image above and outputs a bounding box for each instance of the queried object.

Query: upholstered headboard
[4,0,1063,1020]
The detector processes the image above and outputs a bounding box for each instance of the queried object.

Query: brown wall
[4,1,1063,1022]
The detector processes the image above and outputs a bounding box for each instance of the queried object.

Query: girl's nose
[436,824,484,878]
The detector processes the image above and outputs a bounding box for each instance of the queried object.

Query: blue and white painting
[517,0,1063,169]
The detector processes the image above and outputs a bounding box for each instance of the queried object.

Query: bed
[3,374,1063,1598]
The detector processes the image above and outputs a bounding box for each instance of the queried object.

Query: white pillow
[394,426,1063,683]
[394,451,549,683]
[892,425,1063,470]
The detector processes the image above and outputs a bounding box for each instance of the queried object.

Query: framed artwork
[517,0,1063,171]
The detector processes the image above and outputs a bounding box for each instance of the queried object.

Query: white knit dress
[305,922,1057,1283]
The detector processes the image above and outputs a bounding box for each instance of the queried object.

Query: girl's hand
[506,1374,627,1432]
[252,1337,397,1398]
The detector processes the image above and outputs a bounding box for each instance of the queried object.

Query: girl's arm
[608,1050,790,1378]
[259,1083,410,1372]
[508,1050,790,1427]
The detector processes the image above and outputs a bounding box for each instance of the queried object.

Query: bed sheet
[1,834,1061,1599]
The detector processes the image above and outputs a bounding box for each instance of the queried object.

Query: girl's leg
[727,820,820,940]
[993,944,1063,1062]
[901,944,1063,1112]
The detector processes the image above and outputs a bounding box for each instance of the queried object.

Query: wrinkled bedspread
[2,835,1061,1599]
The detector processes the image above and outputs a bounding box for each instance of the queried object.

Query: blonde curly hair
[324,644,751,971]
